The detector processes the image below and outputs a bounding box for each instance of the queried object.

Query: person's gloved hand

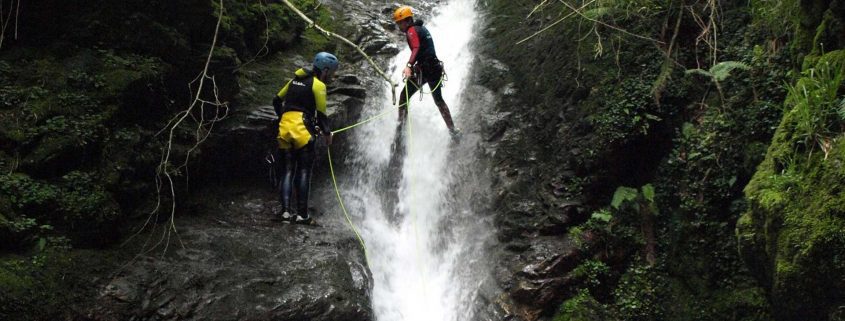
[325,132,333,146]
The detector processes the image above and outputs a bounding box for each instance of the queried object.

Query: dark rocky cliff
[474,0,844,320]
[0,0,409,319]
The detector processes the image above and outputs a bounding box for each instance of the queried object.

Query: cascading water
[340,0,492,320]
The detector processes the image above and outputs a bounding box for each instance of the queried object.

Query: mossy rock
[739,50,845,320]
[0,248,127,320]
[552,289,610,321]
[0,254,70,321]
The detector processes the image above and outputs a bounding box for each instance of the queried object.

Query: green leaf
[681,122,695,138]
[684,68,712,78]
[611,186,638,209]
[709,61,751,82]
[685,61,750,82]
[592,210,613,222]
[36,238,46,252]
[641,184,655,202]
[582,7,613,20]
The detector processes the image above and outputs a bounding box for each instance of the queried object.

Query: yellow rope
[403,79,429,299]
[327,146,371,267]
[331,108,394,134]
[322,80,428,301]
[328,72,445,135]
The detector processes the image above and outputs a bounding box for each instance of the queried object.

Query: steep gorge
[1,0,844,320]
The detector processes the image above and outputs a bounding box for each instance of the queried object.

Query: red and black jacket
[405,20,438,67]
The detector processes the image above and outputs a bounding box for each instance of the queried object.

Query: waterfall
[340,0,491,320]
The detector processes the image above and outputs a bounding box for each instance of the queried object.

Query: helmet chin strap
[316,69,332,82]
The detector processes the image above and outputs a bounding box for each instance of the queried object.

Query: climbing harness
[408,61,447,101]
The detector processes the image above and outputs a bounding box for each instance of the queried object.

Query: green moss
[740,50,845,320]
[750,0,799,37]
[664,277,771,321]
[99,53,164,93]
[0,247,125,321]
[0,261,32,291]
[0,253,67,320]
[553,289,610,321]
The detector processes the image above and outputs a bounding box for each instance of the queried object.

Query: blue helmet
[313,52,339,73]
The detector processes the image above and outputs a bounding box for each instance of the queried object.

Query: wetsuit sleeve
[406,26,421,66]
[274,80,293,116]
[312,79,331,134]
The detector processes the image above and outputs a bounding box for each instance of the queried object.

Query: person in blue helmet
[271,52,339,224]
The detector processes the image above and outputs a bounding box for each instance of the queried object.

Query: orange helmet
[393,6,413,22]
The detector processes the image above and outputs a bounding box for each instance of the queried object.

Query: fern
[641,184,655,203]
[684,61,750,82]
[685,61,751,110]
[684,68,712,78]
[611,186,638,209]
[582,7,621,20]
[709,61,751,82]
[592,209,613,223]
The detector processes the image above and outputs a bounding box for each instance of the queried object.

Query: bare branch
[558,0,665,44]
[127,0,229,255]
[14,0,18,39]
[0,0,16,49]
[527,0,552,19]
[515,0,596,45]
[279,0,396,89]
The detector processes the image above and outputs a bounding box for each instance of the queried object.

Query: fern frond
[684,68,713,78]
[582,7,614,20]
[709,61,751,82]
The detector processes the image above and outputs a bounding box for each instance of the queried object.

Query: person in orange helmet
[392,5,460,139]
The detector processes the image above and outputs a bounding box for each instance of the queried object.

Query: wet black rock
[90,185,372,321]
[329,85,368,99]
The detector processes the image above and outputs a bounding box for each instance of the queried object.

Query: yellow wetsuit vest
[275,68,328,150]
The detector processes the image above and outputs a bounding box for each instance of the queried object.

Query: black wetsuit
[272,68,331,220]
[398,20,454,131]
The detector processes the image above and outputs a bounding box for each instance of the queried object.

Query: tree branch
[280,0,396,90]
[515,0,596,45]
[558,0,665,44]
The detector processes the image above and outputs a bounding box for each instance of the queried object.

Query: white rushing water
[341,0,491,320]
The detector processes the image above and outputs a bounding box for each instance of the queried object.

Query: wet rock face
[85,1,427,318]
[197,0,414,183]
[468,54,593,321]
[90,186,372,321]
[200,72,366,183]
[87,1,440,320]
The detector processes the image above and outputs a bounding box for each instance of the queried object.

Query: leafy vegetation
[739,49,845,320]
[686,61,751,106]
[784,52,845,159]
[0,0,338,318]
[481,0,840,319]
